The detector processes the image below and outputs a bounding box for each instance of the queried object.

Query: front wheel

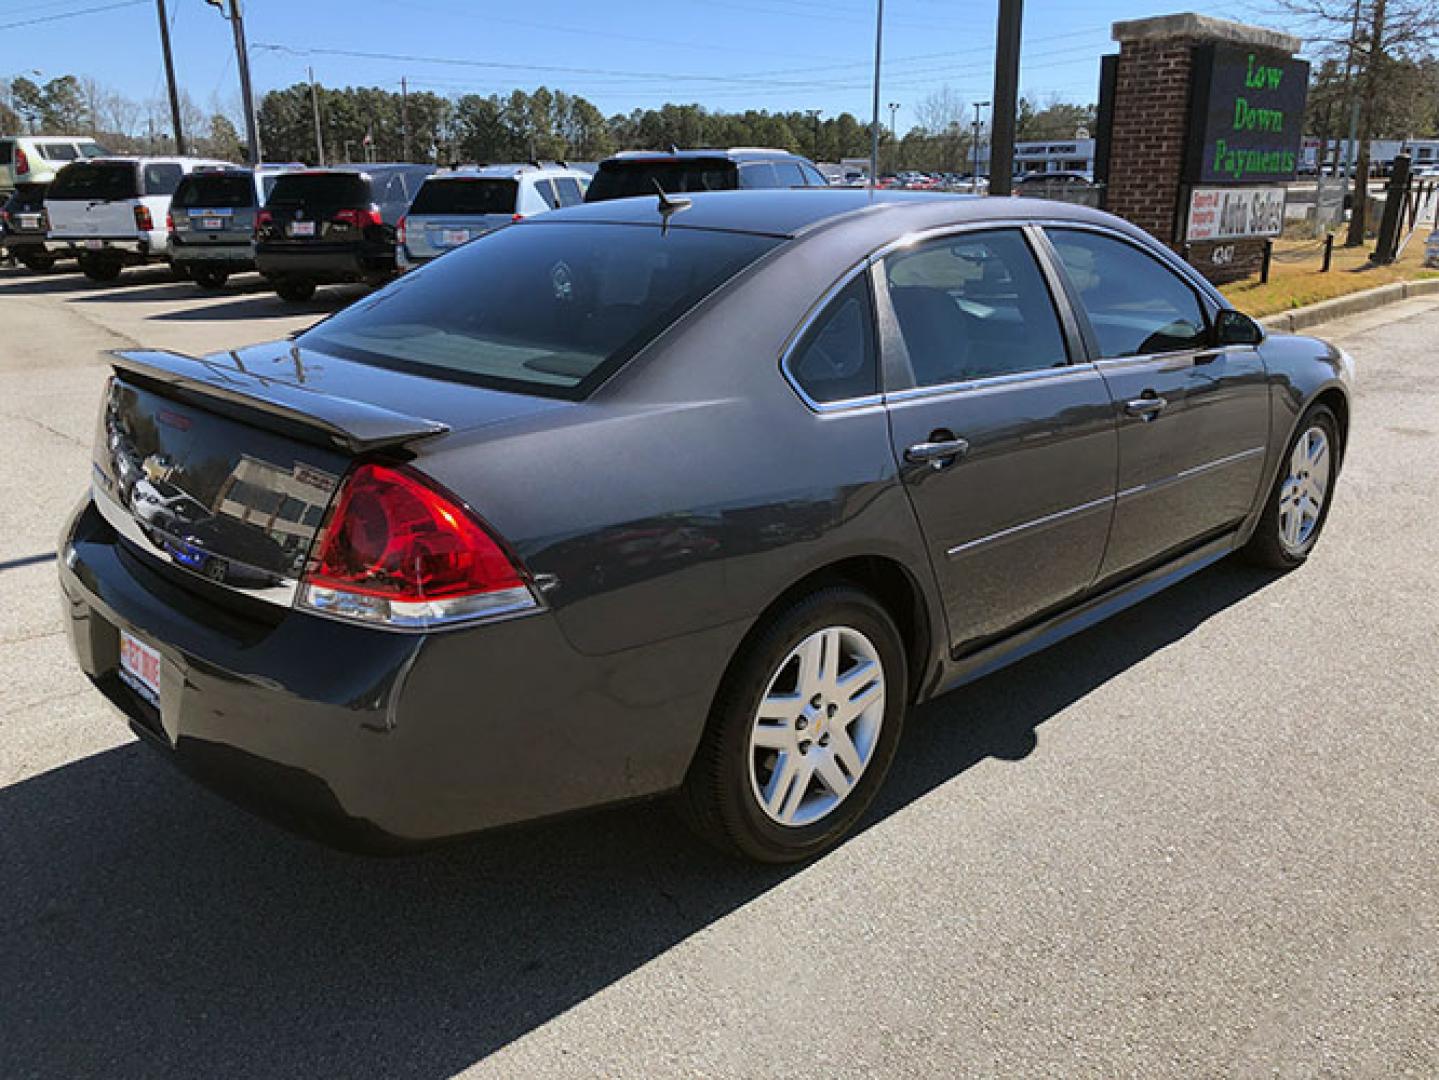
[1243,405,1340,569]
[678,586,908,862]
[19,253,56,272]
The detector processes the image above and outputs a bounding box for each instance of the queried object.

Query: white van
[0,135,108,192]
[45,156,231,281]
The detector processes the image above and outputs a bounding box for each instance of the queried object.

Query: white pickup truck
[45,156,231,281]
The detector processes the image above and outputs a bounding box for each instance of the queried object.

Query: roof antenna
[653,179,692,230]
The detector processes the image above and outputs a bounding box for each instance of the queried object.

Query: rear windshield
[301,222,781,398]
[267,172,368,208]
[47,161,139,201]
[409,178,516,215]
[586,160,736,202]
[78,141,107,158]
[6,184,47,212]
[174,173,255,209]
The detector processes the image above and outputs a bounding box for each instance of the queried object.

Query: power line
[0,0,145,30]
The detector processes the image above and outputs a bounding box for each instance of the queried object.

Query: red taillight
[256,209,273,233]
[134,204,154,231]
[396,215,406,245]
[15,148,28,175]
[333,205,382,229]
[298,463,536,628]
[165,212,174,232]
[512,213,525,222]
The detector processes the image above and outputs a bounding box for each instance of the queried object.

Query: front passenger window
[787,274,878,404]
[1045,229,1208,358]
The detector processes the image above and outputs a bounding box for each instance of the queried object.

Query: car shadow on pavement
[0,558,1277,1078]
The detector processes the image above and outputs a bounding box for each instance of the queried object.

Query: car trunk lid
[45,161,141,238]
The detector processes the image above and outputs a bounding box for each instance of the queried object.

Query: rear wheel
[275,278,316,302]
[679,586,908,862]
[79,255,123,282]
[192,268,229,290]
[19,253,56,272]
[1243,405,1340,569]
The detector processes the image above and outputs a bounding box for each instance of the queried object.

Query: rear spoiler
[110,349,450,454]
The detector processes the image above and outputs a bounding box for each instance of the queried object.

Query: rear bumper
[171,240,256,273]
[255,244,395,284]
[50,234,167,263]
[59,497,719,852]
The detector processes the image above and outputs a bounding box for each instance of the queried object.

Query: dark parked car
[584,147,829,201]
[169,165,299,289]
[1,182,69,271]
[255,164,433,301]
[60,190,1352,862]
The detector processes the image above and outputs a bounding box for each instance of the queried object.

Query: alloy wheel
[1278,425,1331,554]
[748,625,886,828]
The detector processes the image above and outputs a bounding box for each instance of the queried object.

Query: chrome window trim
[1116,445,1266,501]
[946,494,1115,559]
[1092,343,1262,373]
[778,256,885,414]
[884,360,1101,405]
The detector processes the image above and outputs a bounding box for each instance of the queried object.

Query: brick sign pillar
[1096,13,1306,284]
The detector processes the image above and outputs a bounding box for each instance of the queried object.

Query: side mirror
[1216,309,1264,346]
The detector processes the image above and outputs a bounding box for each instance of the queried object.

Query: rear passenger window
[553,177,584,207]
[43,143,79,161]
[738,163,778,189]
[786,274,878,404]
[1045,229,1208,358]
[772,162,806,187]
[884,229,1070,387]
[799,163,828,186]
[142,164,183,195]
[534,180,560,210]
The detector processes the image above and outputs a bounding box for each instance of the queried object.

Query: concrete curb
[1260,277,1439,333]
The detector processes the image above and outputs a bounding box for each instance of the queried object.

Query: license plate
[289,221,316,237]
[441,229,470,247]
[201,217,224,231]
[18,213,40,229]
[118,629,162,707]
[85,238,104,250]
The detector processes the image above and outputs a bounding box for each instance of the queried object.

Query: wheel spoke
[839,676,883,726]
[763,752,802,821]
[752,722,793,750]
[797,630,840,697]
[757,691,802,723]
[813,752,853,800]
[828,725,865,776]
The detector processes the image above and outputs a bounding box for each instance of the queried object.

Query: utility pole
[401,76,411,162]
[205,0,261,164]
[869,0,884,187]
[154,0,186,155]
[988,0,1022,196]
[888,102,901,172]
[807,109,821,161]
[309,67,325,166]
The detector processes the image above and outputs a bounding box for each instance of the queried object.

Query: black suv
[1,183,66,272]
[584,148,829,202]
[255,164,433,301]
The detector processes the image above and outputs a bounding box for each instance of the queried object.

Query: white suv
[0,135,108,192]
[45,156,230,281]
[398,163,590,268]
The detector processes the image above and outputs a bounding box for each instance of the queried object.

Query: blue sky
[7,0,1277,131]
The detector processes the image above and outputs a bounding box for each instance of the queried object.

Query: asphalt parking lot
[1,264,1436,1078]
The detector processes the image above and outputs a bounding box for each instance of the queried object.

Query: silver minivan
[398,164,590,268]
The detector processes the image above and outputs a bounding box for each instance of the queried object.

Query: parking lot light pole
[971,101,989,193]
[988,0,1023,196]
[869,0,884,187]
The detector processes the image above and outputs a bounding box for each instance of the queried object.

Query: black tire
[192,268,229,290]
[19,253,56,272]
[168,261,191,281]
[678,585,909,863]
[275,278,316,302]
[1243,404,1340,570]
[80,256,123,282]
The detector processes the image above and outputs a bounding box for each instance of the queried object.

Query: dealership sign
[1186,44,1309,184]
[1186,185,1286,242]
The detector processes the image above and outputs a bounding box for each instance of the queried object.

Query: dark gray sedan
[59,190,1352,861]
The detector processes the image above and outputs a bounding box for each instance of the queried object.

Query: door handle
[904,437,970,467]
[1124,395,1167,420]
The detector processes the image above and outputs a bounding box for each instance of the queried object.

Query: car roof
[424,164,585,181]
[526,187,1123,239]
[602,148,808,164]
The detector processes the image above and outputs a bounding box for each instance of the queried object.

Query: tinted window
[78,142,107,159]
[586,160,735,201]
[173,173,255,208]
[142,163,184,195]
[302,223,780,398]
[885,229,1069,386]
[738,162,779,189]
[799,163,828,186]
[409,178,517,215]
[788,274,878,404]
[553,177,584,206]
[534,179,560,210]
[40,143,78,161]
[267,172,369,208]
[772,162,807,188]
[48,161,138,200]
[0,140,13,166]
[1046,229,1207,358]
